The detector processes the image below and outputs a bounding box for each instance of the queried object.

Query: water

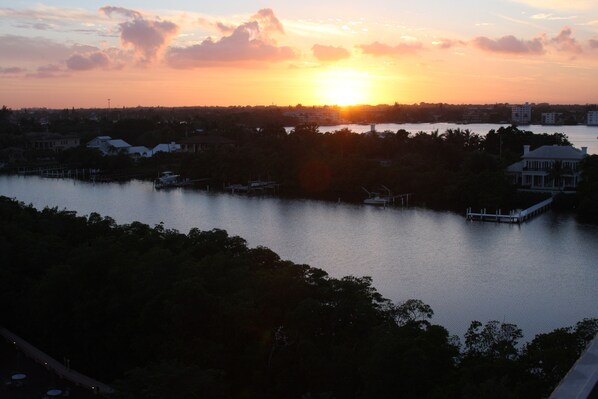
[2,175,598,340]
[287,123,598,155]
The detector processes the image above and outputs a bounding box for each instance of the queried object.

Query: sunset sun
[314,69,372,106]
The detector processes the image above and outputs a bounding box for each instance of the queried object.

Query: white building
[511,103,532,124]
[588,111,598,126]
[87,136,131,156]
[541,112,561,125]
[507,145,588,191]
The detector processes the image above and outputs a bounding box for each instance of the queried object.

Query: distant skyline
[1,1,598,108]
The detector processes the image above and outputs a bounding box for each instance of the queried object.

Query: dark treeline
[55,125,573,212]
[3,102,597,217]
[1,197,596,398]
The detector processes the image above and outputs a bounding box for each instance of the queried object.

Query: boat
[154,171,189,189]
[362,186,392,206]
[363,194,389,206]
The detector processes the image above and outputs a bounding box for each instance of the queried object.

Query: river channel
[1,175,597,339]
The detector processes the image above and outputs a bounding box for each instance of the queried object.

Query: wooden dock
[466,197,553,223]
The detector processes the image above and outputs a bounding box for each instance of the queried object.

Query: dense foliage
[56,125,569,212]
[0,197,596,398]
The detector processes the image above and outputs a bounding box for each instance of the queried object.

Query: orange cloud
[312,44,350,62]
[471,35,544,54]
[550,26,582,53]
[100,6,178,64]
[358,41,423,56]
[26,64,67,79]
[432,39,467,49]
[66,51,111,70]
[166,9,295,68]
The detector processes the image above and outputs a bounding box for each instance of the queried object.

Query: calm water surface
[2,175,597,339]
[296,123,598,155]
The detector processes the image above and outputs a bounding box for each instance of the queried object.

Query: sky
[1,0,598,108]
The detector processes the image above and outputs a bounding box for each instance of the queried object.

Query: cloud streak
[0,66,26,74]
[358,41,423,56]
[66,52,111,70]
[432,39,466,49]
[26,64,68,79]
[509,0,595,10]
[471,35,545,54]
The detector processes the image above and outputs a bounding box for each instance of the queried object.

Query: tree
[464,320,523,360]
[393,299,434,328]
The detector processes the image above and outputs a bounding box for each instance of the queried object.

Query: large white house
[507,145,588,191]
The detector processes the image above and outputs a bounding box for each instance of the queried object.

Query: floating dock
[466,197,553,223]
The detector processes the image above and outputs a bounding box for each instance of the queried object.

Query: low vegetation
[1,197,596,398]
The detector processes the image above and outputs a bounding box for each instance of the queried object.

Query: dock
[466,197,553,223]
[224,180,279,194]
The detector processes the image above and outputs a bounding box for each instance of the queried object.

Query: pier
[466,197,553,223]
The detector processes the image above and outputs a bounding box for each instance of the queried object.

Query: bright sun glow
[314,69,373,106]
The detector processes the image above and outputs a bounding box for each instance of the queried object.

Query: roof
[549,334,598,399]
[107,139,131,148]
[128,146,150,153]
[152,143,181,152]
[506,160,524,173]
[87,136,112,145]
[523,145,586,161]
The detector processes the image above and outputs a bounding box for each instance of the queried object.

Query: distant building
[588,111,598,126]
[87,136,131,156]
[506,145,588,191]
[25,133,80,151]
[541,112,562,125]
[511,103,532,124]
[180,136,235,153]
[283,106,342,125]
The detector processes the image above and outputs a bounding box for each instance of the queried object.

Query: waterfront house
[87,136,132,156]
[507,145,588,191]
[25,132,80,151]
